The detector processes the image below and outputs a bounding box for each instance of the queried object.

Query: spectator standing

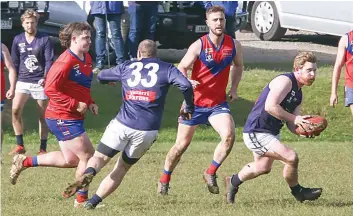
[127,1,158,60]
[90,1,125,72]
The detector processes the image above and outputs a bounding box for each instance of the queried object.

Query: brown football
[295,115,328,136]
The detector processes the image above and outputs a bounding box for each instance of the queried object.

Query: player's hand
[77,102,88,115]
[89,103,99,115]
[107,82,116,86]
[294,115,312,128]
[180,108,193,120]
[329,93,338,108]
[6,88,15,100]
[38,79,45,87]
[228,88,238,102]
[179,102,193,120]
[188,79,199,89]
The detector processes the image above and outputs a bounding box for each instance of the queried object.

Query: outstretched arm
[168,65,194,110]
[97,64,123,84]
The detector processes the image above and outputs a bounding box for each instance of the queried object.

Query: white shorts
[15,81,47,100]
[100,119,158,159]
[243,132,280,156]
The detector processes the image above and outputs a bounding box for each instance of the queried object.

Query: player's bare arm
[178,40,201,76]
[2,44,17,99]
[266,76,310,127]
[330,34,348,107]
[228,40,243,102]
[286,103,302,134]
[265,76,297,122]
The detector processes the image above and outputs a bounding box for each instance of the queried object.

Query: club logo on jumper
[286,90,296,103]
[18,43,26,53]
[73,64,81,76]
[222,49,233,57]
[206,53,213,62]
[24,55,39,72]
[125,90,157,102]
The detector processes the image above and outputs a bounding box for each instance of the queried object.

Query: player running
[224,52,322,204]
[330,30,353,116]
[9,9,54,155]
[1,43,17,156]
[61,39,194,209]
[10,22,98,208]
[158,5,243,195]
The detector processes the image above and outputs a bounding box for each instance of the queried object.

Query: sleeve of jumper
[44,37,54,76]
[167,65,194,111]
[97,64,123,84]
[44,62,79,111]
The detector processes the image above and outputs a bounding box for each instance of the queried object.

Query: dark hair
[59,22,92,48]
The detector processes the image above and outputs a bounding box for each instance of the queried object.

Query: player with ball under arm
[224,52,323,204]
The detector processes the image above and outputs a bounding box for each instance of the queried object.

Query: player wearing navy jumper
[62,40,194,210]
[9,9,54,155]
[225,52,322,204]
[10,22,98,208]
[158,5,243,195]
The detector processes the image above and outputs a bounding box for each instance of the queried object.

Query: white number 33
[127,62,159,88]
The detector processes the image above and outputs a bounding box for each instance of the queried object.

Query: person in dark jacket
[90,1,125,72]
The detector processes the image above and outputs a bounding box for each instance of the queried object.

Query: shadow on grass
[305,199,353,207]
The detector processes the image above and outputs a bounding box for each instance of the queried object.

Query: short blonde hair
[293,52,317,70]
[206,5,225,18]
[138,39,157,58]
[21,9,39,23]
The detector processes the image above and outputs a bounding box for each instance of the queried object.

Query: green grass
[2,142,353,216]
[2,63,352,143]
[2,63,353,215]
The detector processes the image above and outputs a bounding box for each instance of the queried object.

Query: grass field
[1,63,353,215]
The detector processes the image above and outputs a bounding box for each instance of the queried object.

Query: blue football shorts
[46,118,85,141]
[344,86,353,107]
[179,102,231,126]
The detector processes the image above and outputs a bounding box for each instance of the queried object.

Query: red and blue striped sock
[160,169,172,183]
[76,189,88,203]
[23,156,38,167]
[206,160,220,175]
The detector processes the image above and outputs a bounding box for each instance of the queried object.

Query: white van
[239,1,353,40]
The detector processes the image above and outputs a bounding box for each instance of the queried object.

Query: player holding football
[61,39,194,209]
[10,22,98,208]
[9,9,54,155]
[330,30,353,116]
[158,5,243,195]
[1,43,18,155]
[224,52,322,204]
